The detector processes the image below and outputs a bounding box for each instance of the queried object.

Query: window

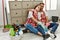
[43,0,57,10]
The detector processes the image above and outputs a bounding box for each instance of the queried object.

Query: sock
[43,34,50,40]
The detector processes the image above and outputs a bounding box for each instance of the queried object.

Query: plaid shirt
[26,9,48,27]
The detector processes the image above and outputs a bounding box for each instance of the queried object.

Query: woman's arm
[28,11,39,23]
[31,17,39,23]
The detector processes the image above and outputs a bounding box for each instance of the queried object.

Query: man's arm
[45,11,49,22]
[46,16,49,22]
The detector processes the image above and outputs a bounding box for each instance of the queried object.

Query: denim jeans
[25,24,45,35]
[48,22,59,33]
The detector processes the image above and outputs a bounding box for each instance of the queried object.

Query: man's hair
[34,3,44,9]
[40,3,44,5]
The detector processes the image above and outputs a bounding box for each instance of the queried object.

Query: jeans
[48,22,59,33]
[25,24,45,35]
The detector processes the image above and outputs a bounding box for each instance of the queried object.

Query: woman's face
[35,5,40,12]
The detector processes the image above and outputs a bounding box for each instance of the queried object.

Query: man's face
[40,4,44,10]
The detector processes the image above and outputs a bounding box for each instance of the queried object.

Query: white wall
[0,0,4,26]
[57,0,60,18]
[47,0,60,19]
[0,0,8,26]
[0,0,59,26]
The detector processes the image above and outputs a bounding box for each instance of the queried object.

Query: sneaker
[43,34,50,40]
[43,35,46,40]
[50,33,57,39]
[22,29,27,33]
[48,30,57,39]
[23,29,30,33]
[50,31,57,39]
[44,34,50,39]
[54,34,56,38]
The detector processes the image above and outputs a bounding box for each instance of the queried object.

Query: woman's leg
[25,24,42,36]
[36,25,50,40]
[48,22,59,33]
[36,25,45,35]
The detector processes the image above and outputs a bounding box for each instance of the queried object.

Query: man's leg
[25,24,42,36]
[47,23,59,39]
[51,23,58,33]
[48,23,59,33]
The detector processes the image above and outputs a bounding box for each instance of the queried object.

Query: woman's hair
[34,3,44,9]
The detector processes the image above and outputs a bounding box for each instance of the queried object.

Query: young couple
[24,3,59,40]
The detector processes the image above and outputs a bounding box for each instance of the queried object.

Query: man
[39,3,59,39]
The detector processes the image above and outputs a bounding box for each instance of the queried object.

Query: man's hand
[37,22,42,25]
[37,22,45,29]
[37,21,48,32]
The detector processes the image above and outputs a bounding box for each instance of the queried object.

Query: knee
[25,24,31,27]
[53,23,59,26]
[56,23,59,27]
[56,24,59,28]
[54,23,59,29]
[54,22,59,25]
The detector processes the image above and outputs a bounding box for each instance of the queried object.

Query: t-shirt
[27,11,48,20]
